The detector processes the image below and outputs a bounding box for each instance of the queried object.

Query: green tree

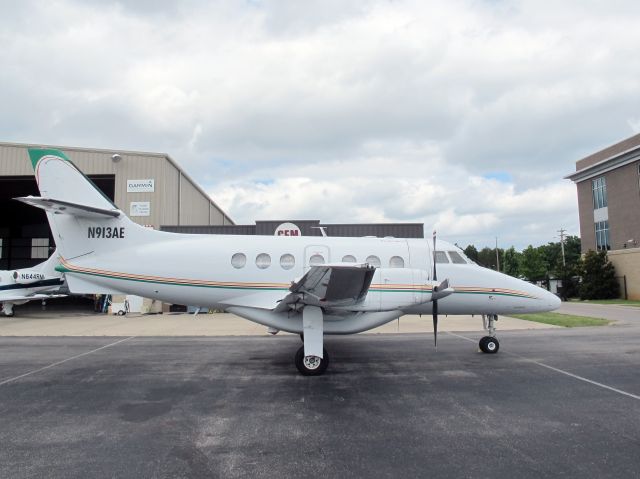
[478,247,495,269]
[503,246,521,277]
[463,245,479,262]
[520,245,547,280]
[579,250,620,299]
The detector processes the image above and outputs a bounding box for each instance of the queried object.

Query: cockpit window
[434,251,449,263]
[448,251,467,264]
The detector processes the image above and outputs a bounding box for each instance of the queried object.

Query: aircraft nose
[546,289,562,311]
[518,278,561,312]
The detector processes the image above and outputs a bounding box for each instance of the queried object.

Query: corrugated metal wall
[0,142,231,229]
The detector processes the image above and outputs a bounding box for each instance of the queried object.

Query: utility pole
[495,237,500,272]
[557,228,566,267]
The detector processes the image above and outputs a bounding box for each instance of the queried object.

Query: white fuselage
[61,232,560,329]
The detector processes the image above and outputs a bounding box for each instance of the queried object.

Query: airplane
[0,251,66,316]
[17,148,561,375]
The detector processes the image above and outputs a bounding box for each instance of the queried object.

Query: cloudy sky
[2,0,640,248]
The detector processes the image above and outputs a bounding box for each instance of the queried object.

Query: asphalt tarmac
[1,309,639,479]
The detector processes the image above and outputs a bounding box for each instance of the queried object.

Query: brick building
[566,133,640,299]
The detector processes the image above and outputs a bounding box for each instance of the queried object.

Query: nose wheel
[479,336,499,353]
[480,314,500,354]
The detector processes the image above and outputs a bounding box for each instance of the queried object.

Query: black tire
[479,336,499,354]
[295,346,329,376]
[117,310,126,316]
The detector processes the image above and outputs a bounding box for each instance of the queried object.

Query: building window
[389,256,405,268]
[256,253,271,269]
[365,255,381,268]
[309,254,325,266]
[31,238,49,259]
[592,177,607,209]
[231,253,246,269]
[342,255,356,263]
[595,221,610,251]
[280,254,295,270]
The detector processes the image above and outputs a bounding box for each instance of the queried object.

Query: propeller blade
[432,230,437,282]
[432,230,438,349]
[432,299,438,350]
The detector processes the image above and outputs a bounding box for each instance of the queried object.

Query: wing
[285,263,375,308]
[220,263,375,311]
[0,293,66,302]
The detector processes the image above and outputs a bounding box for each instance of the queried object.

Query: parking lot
[0,305,639,478]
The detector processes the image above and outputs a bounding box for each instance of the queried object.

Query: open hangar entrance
[0,174,115,270]
[0,174,115,312]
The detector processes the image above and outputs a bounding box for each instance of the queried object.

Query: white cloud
[1,0,636,247]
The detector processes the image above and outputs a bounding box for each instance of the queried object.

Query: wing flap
[288,263,375,307]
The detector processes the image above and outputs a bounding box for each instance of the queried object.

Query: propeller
[432,230,438,350]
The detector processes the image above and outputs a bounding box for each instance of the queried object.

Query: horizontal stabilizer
[15,196,121,218]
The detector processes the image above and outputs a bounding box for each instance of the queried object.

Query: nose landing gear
[479,314,500,354]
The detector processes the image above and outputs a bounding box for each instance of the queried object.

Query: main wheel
[479,336,499,354]
[295,346,329,376]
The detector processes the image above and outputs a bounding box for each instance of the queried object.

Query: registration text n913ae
[87,227,125,239]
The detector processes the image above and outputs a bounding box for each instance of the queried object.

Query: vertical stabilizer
[25,149,153,261]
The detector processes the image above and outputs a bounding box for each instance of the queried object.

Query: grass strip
[511,312,610,327]
[569,299,640,307]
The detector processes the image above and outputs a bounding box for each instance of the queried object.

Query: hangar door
[0,175,115,269]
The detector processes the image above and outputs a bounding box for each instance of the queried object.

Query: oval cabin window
[389,256,404,268]
[366,255,381,268]
[309,254,325,266]
[255,253,271,269]
[280,254,295,270]
[342,255,356,263]
[231,253,246,269]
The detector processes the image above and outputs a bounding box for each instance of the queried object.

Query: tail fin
[18,149,152,262]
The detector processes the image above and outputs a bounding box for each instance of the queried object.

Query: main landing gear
[294,305,330,376]
[295,346,329,376]
[479,314,500,354]
[1,303,15,317]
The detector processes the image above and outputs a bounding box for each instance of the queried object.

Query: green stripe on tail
[28,148,70,169]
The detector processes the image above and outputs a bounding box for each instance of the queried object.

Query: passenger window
[280,254,295,270]
[309,254,325,266]
[366,255,381,268]
[342,255,356,263]
[256,253,271,269]
[231,253,246,269]
[448,251,467,264]
[389,256,404,268]
[434,251,449,263]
